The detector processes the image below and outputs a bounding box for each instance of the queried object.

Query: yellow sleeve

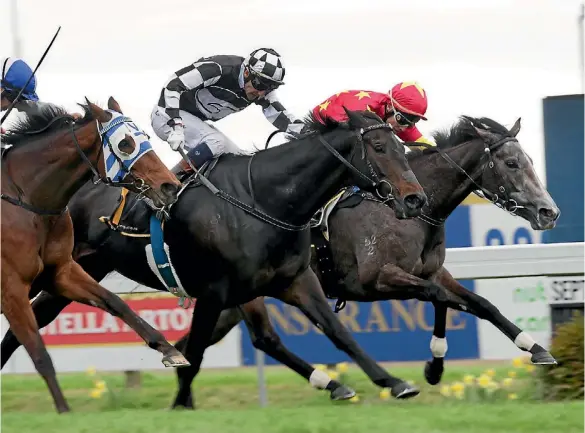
[408,136,435,150]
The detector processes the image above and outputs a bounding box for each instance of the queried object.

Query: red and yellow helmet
[389,81,428,120]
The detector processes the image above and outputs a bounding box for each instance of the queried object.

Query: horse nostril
[161,182,179,200]
[404,193,426,210]
[539,207,560,221]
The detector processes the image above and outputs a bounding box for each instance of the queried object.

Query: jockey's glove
[167,122,185,151]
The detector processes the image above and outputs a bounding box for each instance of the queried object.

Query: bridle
[1,114,152,216]
[408,134,523,227]
[316,123,397,202]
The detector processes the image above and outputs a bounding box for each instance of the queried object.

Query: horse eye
[117,138,134,155]
[505,159,519,169]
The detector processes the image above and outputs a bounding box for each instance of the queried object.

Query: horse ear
[509,117,521,137]
[86,98,112,123]
[343,107,363,129]
[463,116,497,142]
[107,97,123,114]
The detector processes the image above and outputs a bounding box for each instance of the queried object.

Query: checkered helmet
[244,48,285,84]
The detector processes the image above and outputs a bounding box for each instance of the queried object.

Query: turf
[2,362,583,433]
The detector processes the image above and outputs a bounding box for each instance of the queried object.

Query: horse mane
[407,116,513,159]
[2,102,94,147]
[284,109,384,141]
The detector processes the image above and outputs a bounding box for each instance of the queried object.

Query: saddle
[310,186,382,312]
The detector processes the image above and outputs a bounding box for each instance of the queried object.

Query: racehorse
[0,98,189,413]
[155,115,558,405]
[0,109,427,408]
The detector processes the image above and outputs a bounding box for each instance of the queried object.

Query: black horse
[0,109,427,406]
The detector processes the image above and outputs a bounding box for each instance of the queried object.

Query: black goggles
[249,71,281,92]
[385,106,420,127]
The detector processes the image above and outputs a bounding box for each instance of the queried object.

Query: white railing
[444,242,584,280]
[103,242,585,294]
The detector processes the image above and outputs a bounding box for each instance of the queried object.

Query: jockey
[312,81,434,148]
[1,57,40,133]
[151,48,304,168]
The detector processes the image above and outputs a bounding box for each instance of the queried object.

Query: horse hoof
[391,381,420,399]
[162,353,191,368]
[424,360,444,385]
[531,351,557,365]
[330,384,356,401]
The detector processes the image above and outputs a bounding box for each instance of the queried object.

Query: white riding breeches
[150,106,245,157]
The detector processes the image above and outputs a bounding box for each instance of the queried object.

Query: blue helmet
[1,57,39,101]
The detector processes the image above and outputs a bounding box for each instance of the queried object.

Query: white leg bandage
[309,369,332,389]
[514,331,536,351]
[430,336,448,358]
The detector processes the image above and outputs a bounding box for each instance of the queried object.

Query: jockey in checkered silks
[151,48,304,169]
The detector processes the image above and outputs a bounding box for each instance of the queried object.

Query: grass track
[2,361,583,433]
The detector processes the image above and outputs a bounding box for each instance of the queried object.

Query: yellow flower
[485,369,496,377]
[453,389,465,400]
[507,370,517,378]
[314,364,327,371]
[327,370,339,380]
[336,362,349,373]
[477,374,492,388]
[502,378,514,388]
[525,365,536,373]
[349,395,360,403]
[451,382,465,393]
[94,380,107,391]
[86,366,97,377]
[512,357,524,368]
[379,388,391,400]
[486,381,500,392]
[90,388,104,399]
[463,375,475,385]
[508,393,518,400]
[440,385,451,397]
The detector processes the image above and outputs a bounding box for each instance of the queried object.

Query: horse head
[342,108,427,218]
[463,116,560,230]
[86,97,180,209]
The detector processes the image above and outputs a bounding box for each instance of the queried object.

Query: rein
[405,135,521,227]
[180,124,396,231]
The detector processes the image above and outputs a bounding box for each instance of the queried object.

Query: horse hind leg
[50,260,190,368]
[1,276,70,413]
[240,296,356,401]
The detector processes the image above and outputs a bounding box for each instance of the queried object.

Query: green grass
[2,361,583,433]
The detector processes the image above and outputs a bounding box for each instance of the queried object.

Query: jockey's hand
[167,125,185,151]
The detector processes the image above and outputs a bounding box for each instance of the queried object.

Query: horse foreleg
[1,276,70,413]
[281,268,417,399]
[239,294,356,401]
[424,303,448,385]
[172,306,243,409]
[50,260,189,368]
[172,283,227,409]
[435,267,556,364]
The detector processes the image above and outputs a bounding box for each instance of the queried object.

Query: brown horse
[0,97,189,413]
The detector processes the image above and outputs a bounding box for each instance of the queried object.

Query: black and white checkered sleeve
[257,91,304,134]
[162,61,222,120]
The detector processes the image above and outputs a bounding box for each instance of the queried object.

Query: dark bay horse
[1,110,427,407]
[0,98,188,413]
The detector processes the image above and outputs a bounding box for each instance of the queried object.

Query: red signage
[39,294,195,347]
